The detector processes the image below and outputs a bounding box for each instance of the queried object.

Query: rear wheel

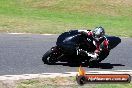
[89,61,99,67]
[86,58,100,67]
[42,49,57,65]
[98,50,110,62]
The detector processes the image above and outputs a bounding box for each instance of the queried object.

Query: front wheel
[42,49,57,65]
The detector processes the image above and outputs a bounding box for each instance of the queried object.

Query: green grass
[16,77,132,88]
[0,0,132,37]
[95,84,132,88]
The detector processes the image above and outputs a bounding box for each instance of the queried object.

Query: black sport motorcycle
[42,30,121,66]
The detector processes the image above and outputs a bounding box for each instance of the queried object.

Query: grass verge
[1,77,131,88]
[0,0,132,37]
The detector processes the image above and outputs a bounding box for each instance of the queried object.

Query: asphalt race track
[0,34,132,75]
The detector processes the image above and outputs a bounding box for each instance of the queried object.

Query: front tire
[42,49,57,65]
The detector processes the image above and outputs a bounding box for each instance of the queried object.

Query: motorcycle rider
[78,26,109,61]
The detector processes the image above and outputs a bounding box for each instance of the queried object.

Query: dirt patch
[16,0,132,16]
[103,0,132,6]
[25,0,63,8]
[0,80,16,88]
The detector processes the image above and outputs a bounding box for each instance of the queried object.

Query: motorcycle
[42,30,121,66]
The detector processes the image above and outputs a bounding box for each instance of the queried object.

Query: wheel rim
[46,55,57,64]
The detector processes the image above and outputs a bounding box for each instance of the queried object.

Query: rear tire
[88,58,99,67]
[98,50,110,62]
[42,49,57,65]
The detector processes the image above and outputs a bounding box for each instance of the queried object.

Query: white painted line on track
[7,33,56,35]
[40,34,57,35]
[8,33,32,35]
[0,70,132,81]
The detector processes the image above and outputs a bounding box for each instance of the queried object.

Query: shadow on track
[98,63,125,69]
[47,62,125,69]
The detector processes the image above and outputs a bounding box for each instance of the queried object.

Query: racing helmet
[93,26,105,41]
